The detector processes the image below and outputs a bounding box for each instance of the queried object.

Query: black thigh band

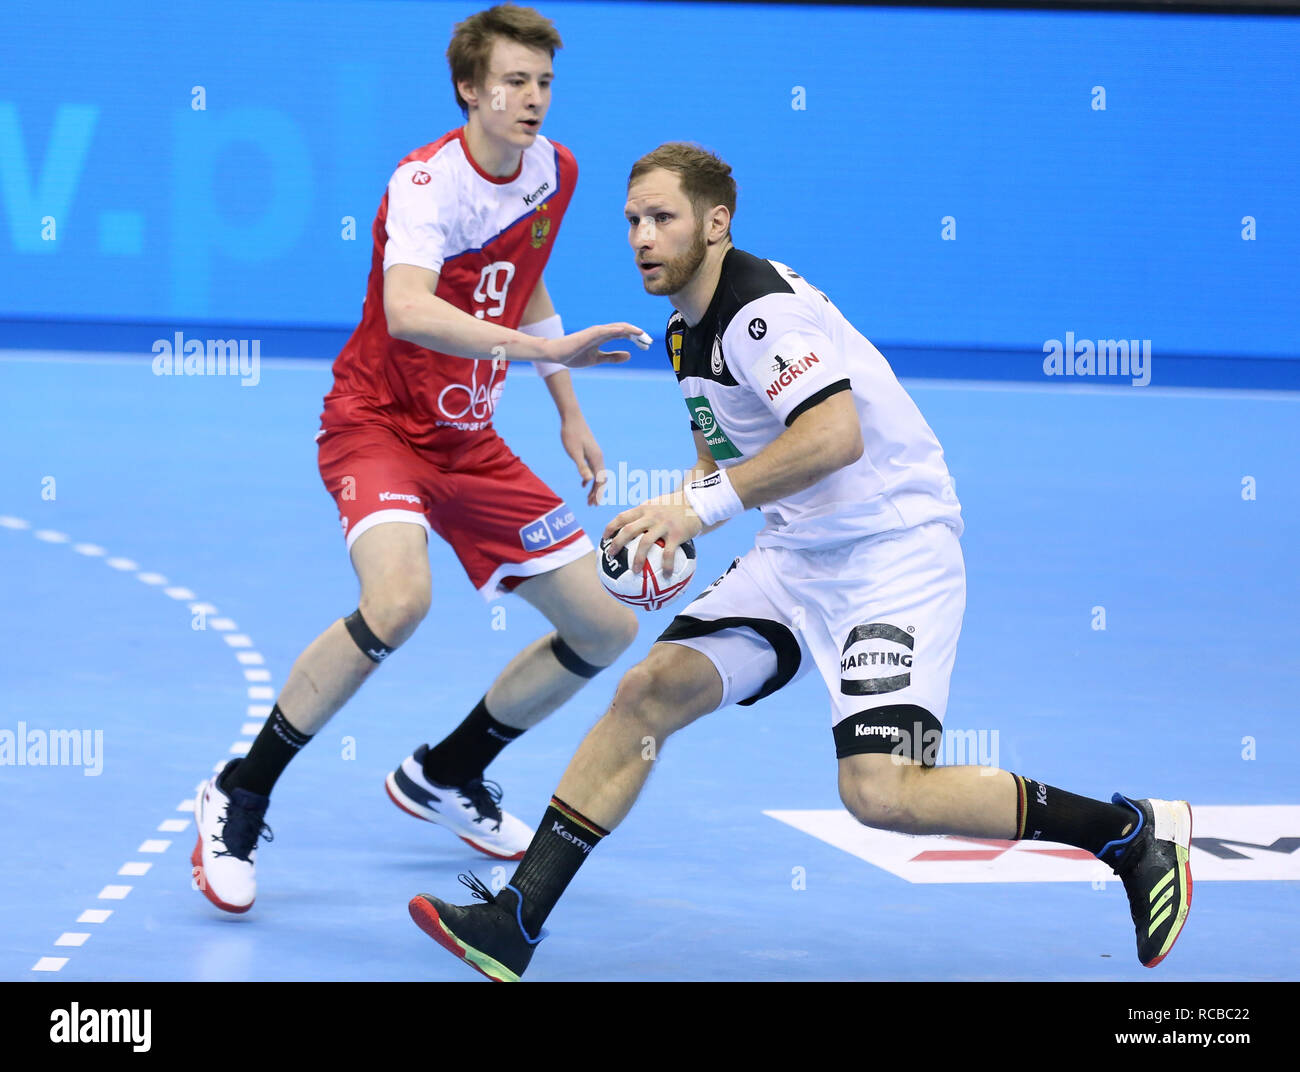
[655,614,802,706]
[834,704,943,765]
[344,608,394,663]
[550,635,605,679]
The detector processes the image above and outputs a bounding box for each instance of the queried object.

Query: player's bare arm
[523,277,609,506]
[383,262,650,368]
[605,396,860,576]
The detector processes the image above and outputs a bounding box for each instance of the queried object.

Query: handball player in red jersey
[192,4,651,914]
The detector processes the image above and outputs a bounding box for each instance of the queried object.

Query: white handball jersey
[665,248,962,550]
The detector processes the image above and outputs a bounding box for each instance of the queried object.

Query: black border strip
[785,378,851,426]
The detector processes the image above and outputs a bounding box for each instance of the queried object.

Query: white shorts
[658,521,966,762]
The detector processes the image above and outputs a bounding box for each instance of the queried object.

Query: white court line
[55,933,90,947]
[3,514,276,976]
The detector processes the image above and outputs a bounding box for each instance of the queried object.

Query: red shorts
[316,421,592,599]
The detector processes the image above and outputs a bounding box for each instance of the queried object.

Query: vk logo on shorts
[519,506,578,551]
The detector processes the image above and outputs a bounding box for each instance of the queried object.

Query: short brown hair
[628,143,737,235]
[446,4,563,116]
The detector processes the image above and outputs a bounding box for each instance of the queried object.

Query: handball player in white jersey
[191,5,653,915]
[407,142,1195,980]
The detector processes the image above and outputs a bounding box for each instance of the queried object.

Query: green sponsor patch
[687,395,742,461]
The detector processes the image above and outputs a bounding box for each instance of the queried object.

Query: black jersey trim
[784,378,852,426]
[656,614,802,706]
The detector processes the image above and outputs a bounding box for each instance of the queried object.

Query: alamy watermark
[151,332,261,386]
[1042,333,1150,386]
[888,726,1000,770]
[0,723,103,776]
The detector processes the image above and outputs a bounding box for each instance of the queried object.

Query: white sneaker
[385,745,533,860]
[191,759,272,913]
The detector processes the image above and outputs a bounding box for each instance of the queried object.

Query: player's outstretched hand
[547,323,652,369]
[603,495,703,578]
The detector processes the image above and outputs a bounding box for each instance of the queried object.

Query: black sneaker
[409,873,545,982]
[1099,794,1193,968]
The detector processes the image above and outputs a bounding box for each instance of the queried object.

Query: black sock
[1011,774,1135,856]
[225,705,313,797]
[509,797,609,936]
[422,696,523,787]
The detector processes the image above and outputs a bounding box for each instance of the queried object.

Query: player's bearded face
[643,216,708,296]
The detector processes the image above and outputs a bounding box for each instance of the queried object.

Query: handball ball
[597,534,696,611]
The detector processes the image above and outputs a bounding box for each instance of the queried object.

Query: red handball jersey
[321,128,577,448]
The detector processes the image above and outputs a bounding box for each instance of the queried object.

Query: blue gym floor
[2,351,1297,981]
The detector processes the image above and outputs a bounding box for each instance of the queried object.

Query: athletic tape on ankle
[344,608,394,663]
[518,314,566,379]
[550,635,605,679]
[683,469,744,528]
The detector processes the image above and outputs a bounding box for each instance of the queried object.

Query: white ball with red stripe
[597,534,696,612]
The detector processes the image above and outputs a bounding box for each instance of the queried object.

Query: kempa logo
[1042,333,1151,386]
[378,491,421,504]
[523,180,550,206]
[151,332,260,386]
[764,352,820,401]
[855,724,900,737]
[0,723,103,776]
[50,1004,151,1052]
[552,820,593,854]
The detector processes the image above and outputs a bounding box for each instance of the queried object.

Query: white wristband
[683,469,744,528]
[517,313,566,378]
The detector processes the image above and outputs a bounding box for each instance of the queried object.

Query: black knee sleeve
[550,634,605,679]
[345,608,394,663]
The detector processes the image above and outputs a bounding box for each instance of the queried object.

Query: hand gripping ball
[597,534,696,611]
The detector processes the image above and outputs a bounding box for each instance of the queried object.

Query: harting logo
[840,623,914,696]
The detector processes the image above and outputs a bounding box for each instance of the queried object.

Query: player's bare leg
[407,642,722,978]
[274,521,431,735]
[488,551,638,729]
[389,552,638,859]
[837,755,1018,838]
[838,753,1193,967]
[193,521,430,911]
[550,641,723,828]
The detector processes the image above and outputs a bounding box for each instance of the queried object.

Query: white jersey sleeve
[382,160,458,275]
[727,295,850,427]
